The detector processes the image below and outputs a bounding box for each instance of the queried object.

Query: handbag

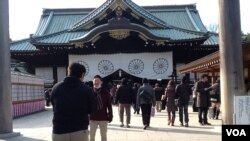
[174,99,178,106]
[139,90,152,100]
[161,95,166,101]
[151,106,155,117]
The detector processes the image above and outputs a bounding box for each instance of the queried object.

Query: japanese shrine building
[10,0,218,84]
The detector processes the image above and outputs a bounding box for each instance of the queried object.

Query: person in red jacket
[90,75,113,141]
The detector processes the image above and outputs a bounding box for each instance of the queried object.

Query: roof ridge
[31,30,69,41]
[42,8,95,15]
[185,7,200,31]
[142,3,196,9]
[124,0,167,27]
[39,11,54,35]
[71,0,114,31]
[71,0,172,31]
[167,25,210,36]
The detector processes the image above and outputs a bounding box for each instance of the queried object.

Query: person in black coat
[51,63,97,141]
[175,76,192,127]
[115,78,133,128]
[44,88,52,106]
[195,74,211,125]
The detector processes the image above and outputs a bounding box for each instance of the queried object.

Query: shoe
[168,120,171,125]
[143,125,148,130]
[199,122,204,126]
[180,123,184,126]
[204,122,211,125]
[185,123,189,127]
[126,125,130,128]
[120,124,124,127]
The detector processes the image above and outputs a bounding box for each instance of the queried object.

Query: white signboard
[235,96,250,124]
[69,52,173,81]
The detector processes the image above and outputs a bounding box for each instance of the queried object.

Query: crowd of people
[49,62,221,141]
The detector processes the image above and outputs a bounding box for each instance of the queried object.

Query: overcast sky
[9,0,250,40]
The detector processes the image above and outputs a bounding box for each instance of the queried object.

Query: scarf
[94,88,103,110]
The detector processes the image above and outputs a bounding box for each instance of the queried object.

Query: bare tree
[246,33,250,41]
[206,24,219,33]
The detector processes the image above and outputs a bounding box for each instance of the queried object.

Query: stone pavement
[1,106,222,141]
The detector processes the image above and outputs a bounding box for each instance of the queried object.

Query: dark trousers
[179,104,189,124]
[198,107,208,123]
[192,97,198,112]
[140,104,152,126]
[45,98,50,106]
[133,104,140,114]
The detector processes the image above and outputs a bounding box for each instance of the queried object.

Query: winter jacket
[137,83,156,107]
[115,85,133,104]
[90,88,113,122]
[51,76,97,134]
[196,81,211,108]
[165,85,177,112]
[175,83,192,106]
[154,87,164,101]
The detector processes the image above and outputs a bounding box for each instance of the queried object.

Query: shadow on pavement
[147,126,221,135]
[13,110,52,129]
[2,135,47,141]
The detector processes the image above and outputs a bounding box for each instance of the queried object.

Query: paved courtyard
[1,106,222,141]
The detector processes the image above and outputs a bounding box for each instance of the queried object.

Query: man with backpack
[137,78,156,130]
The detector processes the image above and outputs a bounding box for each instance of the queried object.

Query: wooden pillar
[0,0,20,138]
[211,71,216,84]
[219,0,245,124]
[0,0,12,134]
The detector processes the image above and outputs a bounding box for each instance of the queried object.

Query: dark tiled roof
[34,9,89,36]
[71,0,114,30]
[124,0,167,27]
[30,27,207,44]
[32,3,210,36]
[10,2,218,52]
[32,30,86,44]
[202,33,219,46]
[70,0,169,31]
[10,39,38,52]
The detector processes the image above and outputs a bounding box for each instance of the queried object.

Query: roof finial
[115,6,123,20]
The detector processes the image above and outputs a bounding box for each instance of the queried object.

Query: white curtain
[69,52,173,81]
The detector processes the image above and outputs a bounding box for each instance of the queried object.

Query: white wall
[35,67,53,81]
[57,67,66,82]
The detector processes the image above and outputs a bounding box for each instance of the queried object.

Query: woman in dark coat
[208,79,221,119]
[164,80,177,126]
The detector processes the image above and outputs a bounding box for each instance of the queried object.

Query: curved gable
[71,0,168,31]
